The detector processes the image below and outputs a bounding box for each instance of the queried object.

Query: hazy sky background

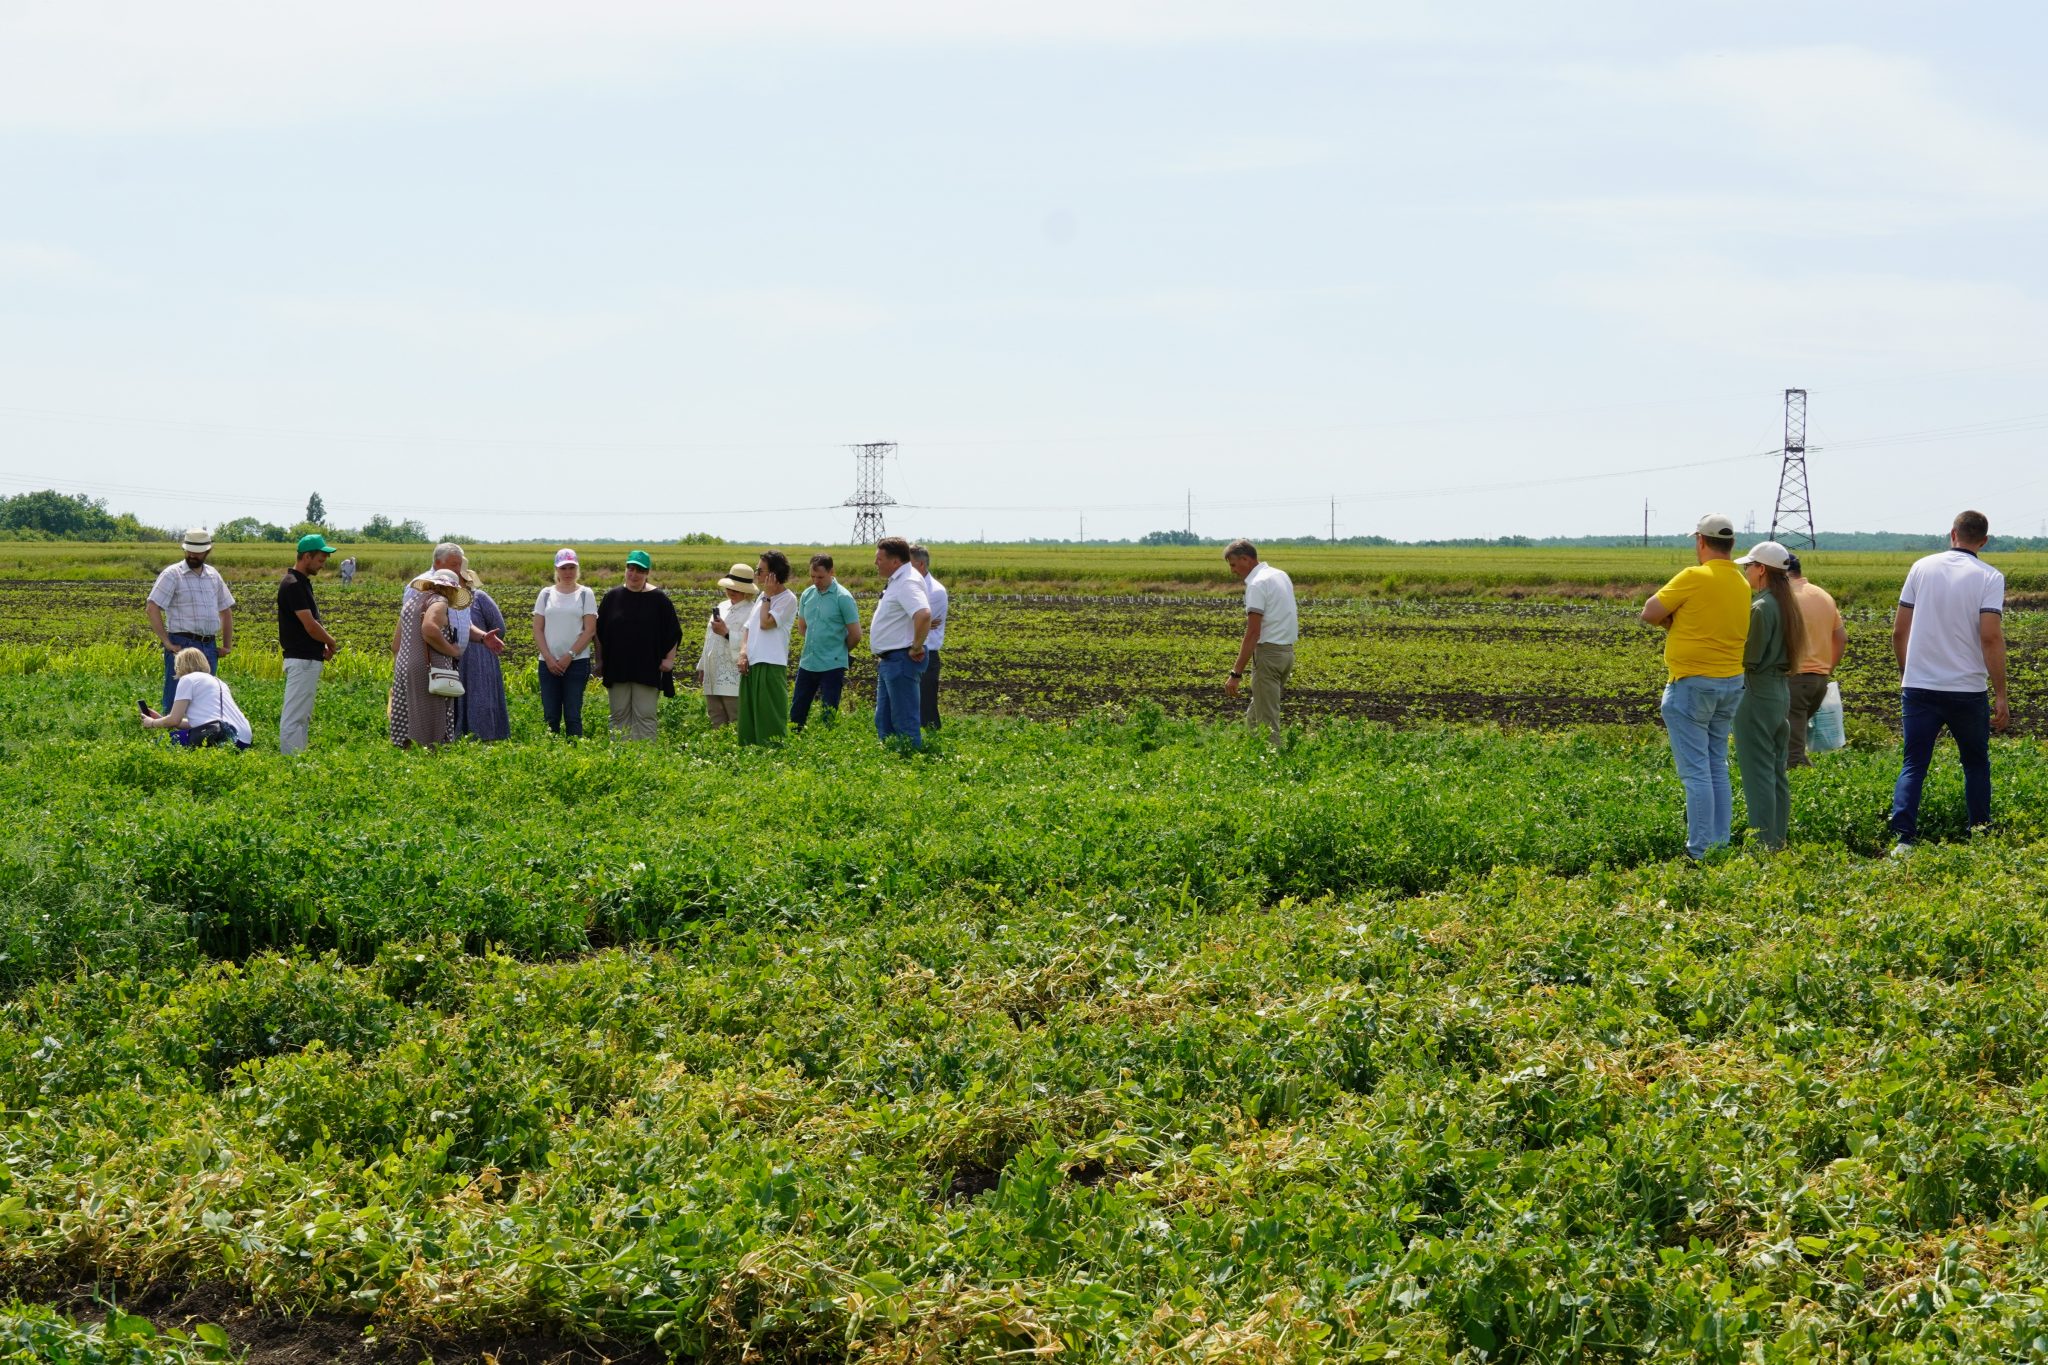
[4,1,2047,544]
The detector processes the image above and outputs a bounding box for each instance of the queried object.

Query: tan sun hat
[717,562,759,594]
[411,568,462,595]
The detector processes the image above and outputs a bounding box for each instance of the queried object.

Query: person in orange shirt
[1640,514,1752,858]
[1783,553,1846,767]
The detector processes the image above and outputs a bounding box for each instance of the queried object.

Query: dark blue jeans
[538,658,592,736]
[160,633,219,712]
[874,651,923,750]
[1889,688,1992,841]
[919,648,942,730]
[790,665,846,729]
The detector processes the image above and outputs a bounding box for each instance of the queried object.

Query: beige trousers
[705,693,739,727]
[608,682,661,741]
[1245,642,1294,742]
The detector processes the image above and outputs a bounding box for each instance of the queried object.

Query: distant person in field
[338,556,356,587]
[1640,514,1750,859]
[736,551,798,746]
[911,544,949,731]
[453,573,511,743]
[1888,509,2009,853]
[139,648,252,750]
[696,563,756,728]
[390,568,464,749]
[1783,552,1846,767]
[1732,541,1804,852]
[277,533,340,755]
[1222,539,1297,743]
[533,548,598,737]
[868,536,932,750]
[595,550,682,741]
[145,527,235,714]
[790,553,860,730]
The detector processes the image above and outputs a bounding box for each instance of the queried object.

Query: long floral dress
[390,591,456,748]
[454,589,511,741]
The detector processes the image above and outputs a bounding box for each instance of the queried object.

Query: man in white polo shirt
[1889,509,2009,852]
[910,543,948,731]
[145,527,235,713]
[868,536,932,750]
[1222,538,1298,742]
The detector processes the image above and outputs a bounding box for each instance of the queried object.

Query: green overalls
[1734,591,1792,849]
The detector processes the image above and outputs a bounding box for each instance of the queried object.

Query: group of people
[137,516,2016,855]
[141,533,951,753]
[1643,509,2009,858]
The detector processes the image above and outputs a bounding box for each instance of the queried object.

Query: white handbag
[427,665,466,698]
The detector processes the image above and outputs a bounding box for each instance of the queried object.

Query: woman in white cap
[532,548,598,736]
[694,562,756,727]
[1733,540,1806,851]
[390,568,465,748]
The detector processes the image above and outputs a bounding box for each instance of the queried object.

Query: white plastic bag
[1806,680,1845,753]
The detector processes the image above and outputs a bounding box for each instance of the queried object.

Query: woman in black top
[594,551,682,741]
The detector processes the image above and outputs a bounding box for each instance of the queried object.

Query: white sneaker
[1888,841,1915,860]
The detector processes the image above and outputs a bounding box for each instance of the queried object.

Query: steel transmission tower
[843,442,897,544]
[1769,389,1816,548]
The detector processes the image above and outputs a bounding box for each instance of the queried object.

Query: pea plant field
[3,547,2048,1363]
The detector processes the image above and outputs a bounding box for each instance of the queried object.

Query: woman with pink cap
[532,548,598,737]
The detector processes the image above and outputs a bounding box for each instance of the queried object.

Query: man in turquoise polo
[790,552,861,729]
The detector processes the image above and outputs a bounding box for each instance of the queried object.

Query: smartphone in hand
[138,699,159,718]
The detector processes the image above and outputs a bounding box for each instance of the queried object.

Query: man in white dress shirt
[868,536,932,750]
[145,528,235,713]
[1222,538,1298,743]
[910,543,948,732]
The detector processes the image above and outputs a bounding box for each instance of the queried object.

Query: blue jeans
[538,658,592,736]
[1889,688,1992,841]
[1660,674,1745,858]
[161,633,219,712]
[874,651,924,749]
[919,648,942,730]
[790,665,846,729]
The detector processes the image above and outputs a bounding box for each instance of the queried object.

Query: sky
[4,0,2048,545]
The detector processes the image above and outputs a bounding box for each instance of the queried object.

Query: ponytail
[1762,566,1804,672]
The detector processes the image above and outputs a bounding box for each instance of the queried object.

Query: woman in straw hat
[695,562,757,728]
[391,568,465,749]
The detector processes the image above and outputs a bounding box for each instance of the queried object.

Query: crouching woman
[141,647,253,749]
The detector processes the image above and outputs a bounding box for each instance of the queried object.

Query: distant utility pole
[1329,496,1337,544]
[1643,498,1650,548]
[1769,388,1817,549]
[1079,512,1085,543]
[1185,489,1192,537]
[843,442,897,544]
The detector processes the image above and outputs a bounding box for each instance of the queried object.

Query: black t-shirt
[277,568,324,660]
[595,585,683,688]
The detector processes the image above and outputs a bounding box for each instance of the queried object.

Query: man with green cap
[277,533,340,754]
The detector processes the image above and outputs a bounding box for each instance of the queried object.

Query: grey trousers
[1246,642,1295,743]
[608,682,661,740]
[1786,673,1830,767]
[280,658,323,755]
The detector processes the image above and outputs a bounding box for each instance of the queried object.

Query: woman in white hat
[390,568,465,748]
[694,562,757,727]
[532,548,598,736]
[1733,541,1806,850]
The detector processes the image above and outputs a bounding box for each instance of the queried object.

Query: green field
[3,547,2045,1362]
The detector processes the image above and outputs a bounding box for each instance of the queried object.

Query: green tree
[1139,528,1201,547]
[306,492,327,524]
[360,514,430,543]
[0,490,117,539]
[216,516,290,543]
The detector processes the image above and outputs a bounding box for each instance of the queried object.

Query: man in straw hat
[277,532,341,755]
[146,527,236,713]
[695,561,757,727]
[1640,513,1751,859]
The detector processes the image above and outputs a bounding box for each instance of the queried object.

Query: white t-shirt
[744,588,799,668]
[1244,562,1298,646]
[869,563,931,653]
[923,574,949,650]
[1900,548,2004,692]
[174,672,252,745]
[533,584,597,660]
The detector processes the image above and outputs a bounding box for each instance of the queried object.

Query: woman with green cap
[594,550,682,741]
[1733,540,1805,851]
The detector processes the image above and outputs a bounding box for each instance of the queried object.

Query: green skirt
[737,663,788,746]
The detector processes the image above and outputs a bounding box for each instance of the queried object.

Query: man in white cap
[145,528,235,713]
[1640,513,1751,858]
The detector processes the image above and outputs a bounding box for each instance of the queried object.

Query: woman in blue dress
[454,581,512,741]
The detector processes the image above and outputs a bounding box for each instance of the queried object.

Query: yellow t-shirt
[1654,559,1750,680]
[1791,580,1840,675]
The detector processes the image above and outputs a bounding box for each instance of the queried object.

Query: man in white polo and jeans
[1889,509,2009,853]
[1223,538,1298,742]
[145,528,235,713]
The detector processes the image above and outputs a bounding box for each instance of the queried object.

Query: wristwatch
[1229,670,1243,680]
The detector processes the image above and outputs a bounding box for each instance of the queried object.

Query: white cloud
[0,1,1457,133]
[0,239,111,286]
[1567,255,2048,367]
